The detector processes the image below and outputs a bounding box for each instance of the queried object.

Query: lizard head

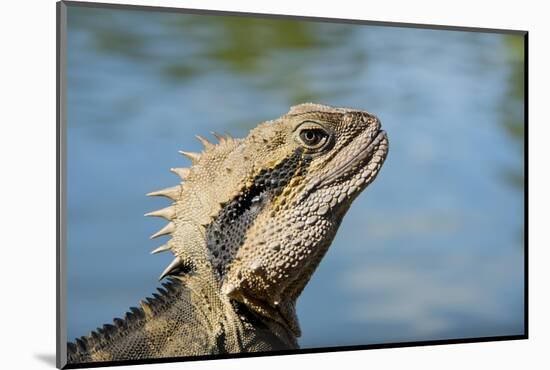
[218,103,389,335]
[147,103,388,337]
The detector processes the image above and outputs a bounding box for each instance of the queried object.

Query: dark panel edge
[57,1,68,369]
[523,33,529,337]
[61,0,527,35]
[62,335,528,369]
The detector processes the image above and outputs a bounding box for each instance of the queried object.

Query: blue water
[66,6,524,349]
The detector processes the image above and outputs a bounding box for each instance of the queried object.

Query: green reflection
[69,7,363,107]
[500,35,525,190]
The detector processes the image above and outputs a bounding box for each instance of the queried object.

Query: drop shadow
[34,353,57,367]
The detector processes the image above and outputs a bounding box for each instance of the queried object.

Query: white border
[2,0,547,369]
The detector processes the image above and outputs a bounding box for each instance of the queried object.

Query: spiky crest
[67,278,184,362]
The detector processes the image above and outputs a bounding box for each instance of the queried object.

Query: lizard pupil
[300,129,324,146]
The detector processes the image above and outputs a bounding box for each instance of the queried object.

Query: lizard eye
[298,126,330,149]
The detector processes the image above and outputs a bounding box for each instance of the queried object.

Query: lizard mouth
[318,129,388,187]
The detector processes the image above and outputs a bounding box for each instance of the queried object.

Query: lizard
[66,103,389,364]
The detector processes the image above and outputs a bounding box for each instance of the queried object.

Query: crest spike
[146,185,180,201]
[140,300,154,318]
[150,222,176,239]
[159,257,183,281]
[195,135,213,150]
[144,206,176,220]
[170,167,190,180]
[210,131,226,144]
[178,150,201,164]
[150,244,171,255]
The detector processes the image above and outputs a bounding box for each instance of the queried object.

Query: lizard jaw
[320,129,387,187]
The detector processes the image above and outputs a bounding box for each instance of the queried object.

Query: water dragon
[66,103,389,364]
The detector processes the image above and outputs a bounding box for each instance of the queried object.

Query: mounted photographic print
[56,1,527,368]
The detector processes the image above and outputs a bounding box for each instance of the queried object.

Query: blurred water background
[66,5,525,348]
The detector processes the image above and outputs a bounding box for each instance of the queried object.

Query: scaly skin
[67,103,389,364]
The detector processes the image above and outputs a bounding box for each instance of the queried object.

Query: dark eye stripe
[206,149,308,280]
